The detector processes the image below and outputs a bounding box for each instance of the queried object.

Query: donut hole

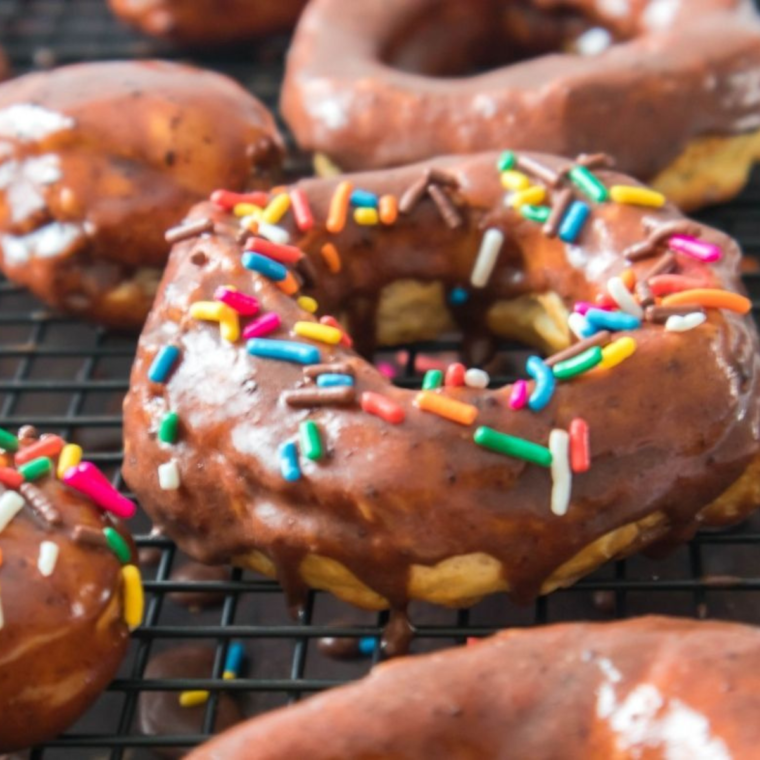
[382,0,642,77]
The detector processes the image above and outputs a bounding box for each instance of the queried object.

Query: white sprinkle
[464,368,490,389]
[607,276,643,318]
[0,491,25,533]
[470,228,504,288]
[549,429,572,516]
[158,460,181,490]
[38,540,59,577]
[568,312,591,340]
[575,27,613,56]
[665,313,707,333]
[256,220,291,245]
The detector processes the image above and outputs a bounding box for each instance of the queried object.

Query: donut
[109,0,308,45]
[0,60,283,329]
[122,150,760,632]
[0,426,142,752]
[188,616,760,759]
[282,0,760,210]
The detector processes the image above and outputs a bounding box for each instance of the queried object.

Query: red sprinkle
[214,287,260,316]
[210,189,269,210]
[290,188,314,232]
[569,418,590,473]
[245,237,304,265]
[595,293,617,309]
[649,274,709,297]
[320,316,353,348]
[15,435,64,466]
[0,466,23,489]
[361,392,405,424]
[445,363,466,387]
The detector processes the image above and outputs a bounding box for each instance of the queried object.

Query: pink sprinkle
[669,235,722,263]
[242,312,281,339]
[377,362,398,379]
[508,380,528,410]
[214,287,260,316]
[574,301,612,316]
[63,462,136,519]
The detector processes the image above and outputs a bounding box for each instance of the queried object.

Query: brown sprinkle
[72,524,109,548]
[19,482,62,526]
[165,217,214,244]
[643,252,678,281]
[283,386,356,408]
[428,184,463,229]
[645,305,706,324]
[642,218,702,241]
[516,155,560,186]
[399,173,431,214]
[543,188,574,238]
[428,167,458,187]
[576,152,615,170]
[303,362,355,379]
[544,331,612,367]
[635,280,655,309]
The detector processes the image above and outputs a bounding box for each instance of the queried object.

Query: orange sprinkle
[379,195,398,225]
[414,391,479,426]
[661,289,751,315]
[621,268,636,290]
[243,218,259,235]
[276,271,299,296]
[270,185,287,195]
[326,181,353,233]
[320,243,342,274]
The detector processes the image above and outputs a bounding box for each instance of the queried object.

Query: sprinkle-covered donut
[0,61,283,329]
[188,616,760,760]
[282,0,760,209]
[123,151,760,626]
[0,427,141,752]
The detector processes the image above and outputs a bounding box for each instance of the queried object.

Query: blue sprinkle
[585,308,641,332]
[350,189,379,208]
[223,642,246,678]
[558,201,590,243]
[242,252,287,282]
[526,356,555,412]
[358,637,377,656]
[148,345,180,383]
[248,339,321,365]
[316,373,355,388]
[449,287,469,306]
[279,441,301,482]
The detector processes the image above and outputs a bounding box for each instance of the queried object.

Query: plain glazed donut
[188,616,760,760]
[123,151,760,631]
[109,0,308,45]
[0,60,283,329]
[0,426,141,751]
[282,0,760,210]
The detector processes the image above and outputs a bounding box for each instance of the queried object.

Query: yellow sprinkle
[509,186,546,208]
[354,207,379,225]
[179,690,209,708]
[262,193,291,224]
[233,203,264,218]
[190,301,239,342]
[293,321,343,345]
[219,314,240,343]
[57,443,82,479]
[223,671,235,681]
[500,170,531,191]
[609,185,666,208]
[599,337,637,369]
[297,296,318,313]
[122,565,144,630]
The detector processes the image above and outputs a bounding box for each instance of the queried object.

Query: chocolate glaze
[109,0,307,45]
[188,616,760,759]
[168,561,231,610]
[0,61,283,329]
[282,0,760,181]
[123,152,760,624]
[0,432,134,752]
[138,646,243,759]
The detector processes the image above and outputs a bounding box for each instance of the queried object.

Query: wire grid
[2,1,760,757]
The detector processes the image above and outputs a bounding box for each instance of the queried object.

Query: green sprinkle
[474,426,552,467]
[520,205,551,224]
[569,166,608,203]
[299,420,323,461]
[422,370,443,390]
[497,150,516,172]
[104,526,132,564]
[552,346,603,380]
[19,456,52,481]
[0,427,19,453]
[159,412,179,444]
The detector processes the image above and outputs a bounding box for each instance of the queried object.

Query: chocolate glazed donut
[282,0,760,209]
[109,0,308,45]
[188,616,760,760]
[0,60,283,329]
[123,151,760,643]
[0,428,140,751]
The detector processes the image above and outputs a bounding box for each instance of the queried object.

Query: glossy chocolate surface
[282,0,760,173]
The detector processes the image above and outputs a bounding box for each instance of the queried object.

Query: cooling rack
[1,1,760,758]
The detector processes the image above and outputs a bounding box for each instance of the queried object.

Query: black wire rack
[2,2,760,758]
